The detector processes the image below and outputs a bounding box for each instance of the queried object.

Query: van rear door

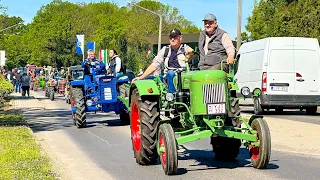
[267,38,295,101]
[293,38,320,96]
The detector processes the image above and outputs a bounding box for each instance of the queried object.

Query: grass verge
[0,114,56,179]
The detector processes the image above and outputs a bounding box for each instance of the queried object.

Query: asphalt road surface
[23,91,320,180]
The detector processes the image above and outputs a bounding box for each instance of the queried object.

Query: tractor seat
[117,76,130,83]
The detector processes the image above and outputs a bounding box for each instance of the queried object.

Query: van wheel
[275,108,283,114]
[253,97,263,115]
[306,106,317,115]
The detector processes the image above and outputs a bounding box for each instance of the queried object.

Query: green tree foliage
[1,0,200,73]
[246,0,320,41]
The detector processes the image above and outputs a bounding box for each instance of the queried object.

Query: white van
[235,37,320,114]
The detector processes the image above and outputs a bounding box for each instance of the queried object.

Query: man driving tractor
[132,29,194,93]
[82,49,106,75]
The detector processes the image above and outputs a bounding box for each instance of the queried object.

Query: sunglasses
[169,36,180,40]
[204,21,215,25]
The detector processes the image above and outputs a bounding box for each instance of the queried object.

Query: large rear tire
[72,88,86,128]
[249,118,271,169]
[158,123,178,175]
[130,89,159,165]
[50,89,54,101]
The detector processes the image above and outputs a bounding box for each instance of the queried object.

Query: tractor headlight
[165,93,174,101]
[241,86,250,96]
[86,100,93,106]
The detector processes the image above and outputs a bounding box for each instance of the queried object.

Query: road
[16,90,320,180]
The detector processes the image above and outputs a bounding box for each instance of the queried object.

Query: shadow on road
[175,145,279,175]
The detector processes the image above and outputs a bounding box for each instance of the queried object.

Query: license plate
[207,103,226,115]
[271,86,288,92]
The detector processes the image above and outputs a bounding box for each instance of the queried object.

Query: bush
[0,74,14,106]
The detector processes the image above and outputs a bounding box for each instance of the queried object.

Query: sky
[1,0,255,40]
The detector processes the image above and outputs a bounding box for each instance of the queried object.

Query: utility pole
[237,0,242,50]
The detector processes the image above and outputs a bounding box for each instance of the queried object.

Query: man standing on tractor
[107,49,123,78]
[82,49,106,75]
[132,29,194,93]
[198,13,236,72]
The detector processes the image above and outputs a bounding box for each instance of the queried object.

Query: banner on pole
[87,42,95,52]
[99,49,108,68]
[76,35,84,54]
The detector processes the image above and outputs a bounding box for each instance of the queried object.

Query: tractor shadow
[85,113,130,128]
[175,145,279,175]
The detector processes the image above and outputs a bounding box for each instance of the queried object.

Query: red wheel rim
[250,128,260,161]
[159,133,167,166]
[131,103,141,152]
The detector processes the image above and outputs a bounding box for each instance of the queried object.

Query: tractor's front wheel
[130,89,159,165]
[249,118,271,169]
[72,88,86,128]
[253,97,264,115]
[158,123,178,175]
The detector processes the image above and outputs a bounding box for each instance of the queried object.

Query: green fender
[129,80,160,105]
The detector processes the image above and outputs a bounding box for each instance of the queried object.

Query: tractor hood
[189,70,227,84]
[182,70,228,115]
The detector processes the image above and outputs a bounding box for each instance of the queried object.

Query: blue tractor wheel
[72,87,86,128]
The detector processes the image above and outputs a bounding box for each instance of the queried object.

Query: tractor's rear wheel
[50,89,54,101]
[130,89,159,165]
[230,98,241,127]
[211,136,241,160]
[72,88,86,128]
[249,118,271,169]
[158,123,178,175]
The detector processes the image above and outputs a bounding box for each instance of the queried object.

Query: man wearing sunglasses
[132,29,194,93]
[198,13,236,72]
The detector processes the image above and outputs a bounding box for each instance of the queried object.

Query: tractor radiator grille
[202,83,226,104]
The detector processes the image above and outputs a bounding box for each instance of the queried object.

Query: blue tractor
[70,61,132,128]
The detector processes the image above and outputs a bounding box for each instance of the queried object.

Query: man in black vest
[198,13,236,72]
[132,29,194,93]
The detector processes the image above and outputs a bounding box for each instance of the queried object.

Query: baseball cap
[202,13,217,22]
[169,29,181,38]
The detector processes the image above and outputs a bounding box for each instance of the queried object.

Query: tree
[246,0,320,41]
[1,0,200,73]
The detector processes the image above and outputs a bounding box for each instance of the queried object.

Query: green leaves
[1,0,200,73]
[246,0,320,41]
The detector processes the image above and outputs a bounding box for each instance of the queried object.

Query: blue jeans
[16,82,21,93]
[165,70,176,93]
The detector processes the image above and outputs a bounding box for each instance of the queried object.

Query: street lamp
[0,22,23,33]
[127,1,162,54]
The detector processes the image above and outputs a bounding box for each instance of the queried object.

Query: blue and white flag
[76,35,84,54]
[87,42,95,52]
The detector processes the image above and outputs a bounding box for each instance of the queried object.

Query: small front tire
[158,123,178,175]
[249,118,271,169]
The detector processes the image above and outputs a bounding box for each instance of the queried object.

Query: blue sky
[1,0,255,39]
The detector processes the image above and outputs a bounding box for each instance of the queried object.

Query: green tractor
[118,58,271,175]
